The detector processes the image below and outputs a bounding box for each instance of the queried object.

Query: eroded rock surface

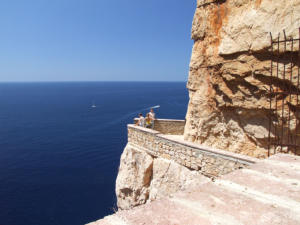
[115,144,153,209]
[184,0,300,158]
[149,158,209,201]
[116,144,209,209]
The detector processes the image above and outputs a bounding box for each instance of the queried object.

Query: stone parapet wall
[153,119,185,135]
[128,124,259,177]
[133,118,185,135]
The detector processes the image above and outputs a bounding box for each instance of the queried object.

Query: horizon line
[0,80,187,83]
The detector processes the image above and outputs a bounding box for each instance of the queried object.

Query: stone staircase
[88,154,300,225]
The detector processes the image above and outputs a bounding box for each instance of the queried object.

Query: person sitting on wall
[149,108,156,129]
[136,113,145,127]
[145,113,153,128]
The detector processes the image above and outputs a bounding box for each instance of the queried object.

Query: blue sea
[0,82,188,225]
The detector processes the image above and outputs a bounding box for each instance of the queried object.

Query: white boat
[91,102,96,108]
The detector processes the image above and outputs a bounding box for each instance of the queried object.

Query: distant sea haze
[0,82,188,225]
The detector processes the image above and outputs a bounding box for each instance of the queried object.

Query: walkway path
[88,154,300,225]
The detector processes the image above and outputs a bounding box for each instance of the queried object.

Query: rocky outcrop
[149,158,209,201]
[184,0,300,158]
[116,144,209,210]
[116,0,300,212]
[115,144,153,209]
[88,3,300,224]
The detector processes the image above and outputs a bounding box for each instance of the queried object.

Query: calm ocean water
[0,82,188,225]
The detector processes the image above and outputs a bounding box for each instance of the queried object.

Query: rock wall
[116,143,209,210]
[184,0,300,158]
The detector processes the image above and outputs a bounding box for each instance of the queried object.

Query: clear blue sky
[0,0,196,82]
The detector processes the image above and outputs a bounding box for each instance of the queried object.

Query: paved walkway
[88,154,300,225]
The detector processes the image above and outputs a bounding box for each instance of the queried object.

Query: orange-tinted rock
[184,0,300,158]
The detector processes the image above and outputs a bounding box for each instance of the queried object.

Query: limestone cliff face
[116,144,209,210]
[184,0,300,158]
[114,0,300,211]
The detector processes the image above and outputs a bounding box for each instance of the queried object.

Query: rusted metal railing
[268,28,300,156]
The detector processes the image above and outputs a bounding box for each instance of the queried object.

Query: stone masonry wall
[153,119,185,135]
[115,124,259,210]
[128,124,258,177]
[134,118,185,135]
